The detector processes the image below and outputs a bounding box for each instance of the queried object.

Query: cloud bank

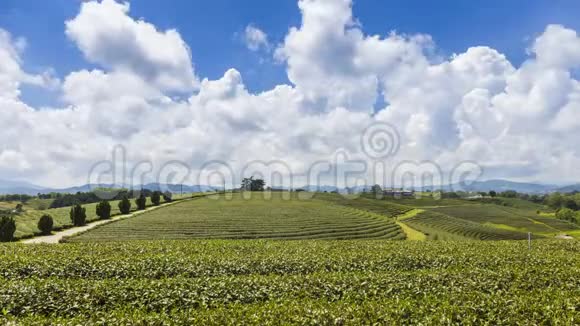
[1,0,580,187]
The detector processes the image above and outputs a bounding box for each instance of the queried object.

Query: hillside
[67,192,406,241]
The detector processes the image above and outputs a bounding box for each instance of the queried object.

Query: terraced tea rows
[314,193,411,217]
[1,240,578,324]
[431,205,577,234]
[404,211,530,240]
[67,193,405,241]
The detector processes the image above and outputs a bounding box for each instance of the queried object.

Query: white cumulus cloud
[244,25,269,51]
[1,0,580,187]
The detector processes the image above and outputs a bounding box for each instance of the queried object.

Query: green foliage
[37,214,53,235]
[489,190,497,197]
[135,192,147,210]
[95,200,111,220]
[241,177,266,191]
[163,191,173,203]
[118,196,131,215]
[500,190,518,198]
[0,240,578,324]
[0,215,16,242]
[556,208,578,224]
[69,204,86,226]
[151,191,161,206]
[68,193,405,242]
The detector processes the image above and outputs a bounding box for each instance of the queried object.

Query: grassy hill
[67,192,405,241]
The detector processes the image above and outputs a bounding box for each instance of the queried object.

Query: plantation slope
[430,205,579,234]
[67,192,405,241]
[404,211,531,240]
[313,193,412,217]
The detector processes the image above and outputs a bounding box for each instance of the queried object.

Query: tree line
[0,190,173,242]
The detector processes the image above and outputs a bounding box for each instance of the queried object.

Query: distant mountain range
[0,178,579,195]
[0,180,219,195]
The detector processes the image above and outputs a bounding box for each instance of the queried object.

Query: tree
[370,184,383,196]
[489,191,497,198]
[135,192,147,210]
[163,191,173,203]
[545,193,563,209]
[96,200,112,220]
[241,177,266,191]
[37,214,53,235]
[69,204,87,226]
[151,191,161,206]
[562,198,578,210]
[118,196,131,214]
[556,208,576,223]
[500,190,517,198]
[0,216,16,242]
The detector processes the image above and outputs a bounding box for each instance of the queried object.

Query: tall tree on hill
[241,177,266,191]
[37,214,53,235]
[69,204,86,226]
[371,184,383,197]
[96,200,112,220]
[163,191,173,203]
[135,192,147,210]
[151,191,161,206]
[118,196,131,214]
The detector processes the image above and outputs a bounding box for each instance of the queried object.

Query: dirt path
[21,198,194,244]
[394,209,427,240]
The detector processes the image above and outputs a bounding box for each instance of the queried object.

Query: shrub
[118,197,131,215]
[163,191,173,203]
[135,193,147,210]
[38,214,54,235]
[0,215,16,242]
[96,200,112,220]
[151,191,161,206]
[69,204,87,226]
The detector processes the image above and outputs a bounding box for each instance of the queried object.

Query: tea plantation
[66,193,406,241]
[1,240,578,324]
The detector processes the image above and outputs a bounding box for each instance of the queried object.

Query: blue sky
[2,0,580,186]
[2,0,580,107]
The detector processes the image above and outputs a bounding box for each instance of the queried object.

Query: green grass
[0,240,578,324]
[67,192,405,241]
[10,193,198,240]
[430,205,578,234]
[403,211,531,240]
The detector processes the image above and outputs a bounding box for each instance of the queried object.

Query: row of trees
[0,190,174,242]
[49,189,158,209]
